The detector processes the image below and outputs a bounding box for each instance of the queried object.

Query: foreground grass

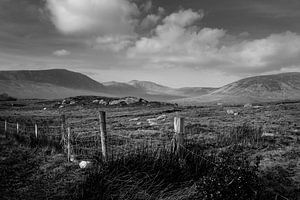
[1,122,299,200]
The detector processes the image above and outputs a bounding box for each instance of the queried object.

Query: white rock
[99,99,108,105]
[70,155,78,163]
[234,112,239,116]
[147,118,157,122]
[59,105,64,109]
[92,100,99,103]
[244,103,252,108]
[262,132,275,137]
[226,109,234,115]
[129,117,140,121]
[149,122,158,126]
[157,115,166,120]
[137,122,142,125]
[43,107,47,110]
[79,161,92,169]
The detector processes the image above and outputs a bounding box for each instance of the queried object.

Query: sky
[1,0,300,87]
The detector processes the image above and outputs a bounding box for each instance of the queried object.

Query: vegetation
[0,99,299,199]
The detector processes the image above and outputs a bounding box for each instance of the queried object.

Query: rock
[70,155,78,163]
[137,122,142,125]
[147,118,157,122]
[109,97,148,106]
[217,103,223,106]
[149,122,158,126]
[92,100,99,103]
[244,103,252,108]
[99,99,108,105]
[109,99,123,105]
[157,115,166,120]
[59,105,64,109]
[129,117,140,121]
[79,161,92,169]
[226,109,234,115]
[43,107,47,110]
[70,101,76,105]
[234,112,239,116]
[262,132,275,137]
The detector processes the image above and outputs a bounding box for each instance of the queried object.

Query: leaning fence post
[4,120,7,138]
[99,111,108,162]
[35,124,38,139]
[67,127,71,162]
[173,117,185,156]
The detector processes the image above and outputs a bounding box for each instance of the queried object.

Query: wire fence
[0,111,271,163]
[0,112,183,162]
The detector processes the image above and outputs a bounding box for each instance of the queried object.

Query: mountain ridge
[0,69,299,104]
[175,72,300,104]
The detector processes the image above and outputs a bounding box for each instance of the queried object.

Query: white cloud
[163,9,204,27]
[128,9,300,74]
[46,0,139,36]
[53,49,71,56]
[95,35,135,52]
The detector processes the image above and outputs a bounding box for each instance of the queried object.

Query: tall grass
[72,145,269,200]
[216,123,263,147]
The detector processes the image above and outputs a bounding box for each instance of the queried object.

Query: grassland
[0,98,299,199]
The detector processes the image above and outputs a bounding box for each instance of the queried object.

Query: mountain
[105,80,216,101]
[0,69,111,99]
[1,69,299,104]
[175,72,300,105]
[177,87,218,97]
[0,69,105,92]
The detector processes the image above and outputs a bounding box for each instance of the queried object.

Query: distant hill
[1,69,299,104]
[0,69,105,92]
[105,80,216,101]
[175,72,300,105]
[0,69,211,100]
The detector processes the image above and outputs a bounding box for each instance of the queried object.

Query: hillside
[0,80,111,99]
[175,72,300,105]
[0,69,105,92]
[1,69,299,103]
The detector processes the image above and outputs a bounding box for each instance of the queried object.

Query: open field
[0,98,299,199]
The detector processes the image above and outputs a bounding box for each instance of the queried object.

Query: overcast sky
[1,0,300,87]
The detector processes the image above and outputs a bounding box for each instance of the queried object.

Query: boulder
[79,161,92,169]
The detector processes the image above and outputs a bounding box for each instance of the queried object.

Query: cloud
[128,9,300,74]
[140,14,161,30]
[53,49,71,56]
[46,0,139,36]
[95,35,135,52]
[163,9,204,27]
[141,1,152,12]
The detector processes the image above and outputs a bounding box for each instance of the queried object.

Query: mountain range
[0,69,299,104]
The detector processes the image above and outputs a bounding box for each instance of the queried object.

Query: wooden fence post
[173,117,185,156]
[67,127,71,162]
[61,114,66,152]
[16,122,19,134]
[99,111,108,162]
[35,124,38,139]
[4,120,7,138]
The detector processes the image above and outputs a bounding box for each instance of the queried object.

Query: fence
[0,112,187,162]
